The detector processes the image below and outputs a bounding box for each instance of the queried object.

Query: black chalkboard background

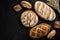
[1,0,60,40]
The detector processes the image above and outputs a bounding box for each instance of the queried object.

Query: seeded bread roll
[54,21,60,28]
[21,1,32,9]
[35,1,56,21]
[21,10,38,27]
[29,23,51,38]
[13,4,22,12]
[47,30,56,39]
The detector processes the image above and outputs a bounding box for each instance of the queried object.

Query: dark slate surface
[1,0,60,40]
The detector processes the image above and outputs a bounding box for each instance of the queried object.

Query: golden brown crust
[21,10,38,27]
[47,30,56,39]
[36,2,41,13]
[46,6,51,20]
[54,21,60,28]
[29,23,51,38]
[13,4,22,12]
[21,1,32,9]
[35,1,56,21]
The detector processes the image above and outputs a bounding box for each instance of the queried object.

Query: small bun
[13,4,22,12]
[21,1,32,9]
[54,21,60,28]
[47,30,56,39]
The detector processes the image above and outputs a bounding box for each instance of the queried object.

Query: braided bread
[35,1,56,21]
[29,23,51,38]
[21,10,38,27]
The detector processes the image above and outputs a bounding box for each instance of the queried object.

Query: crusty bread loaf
[29,23,51,38]
[21,10,38,27]
[35,1,56,21]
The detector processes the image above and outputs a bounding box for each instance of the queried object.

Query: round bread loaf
[21,10,38,27]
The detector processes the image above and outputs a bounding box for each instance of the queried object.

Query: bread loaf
[21,10,38,27]
[29,23,51,38]
[35,1,56,21]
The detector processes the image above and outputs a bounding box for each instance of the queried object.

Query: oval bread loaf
[35,1,56,21]
[29,23,51,38]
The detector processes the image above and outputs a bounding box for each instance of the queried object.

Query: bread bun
[47,30,56,39]
[21,1,32,9]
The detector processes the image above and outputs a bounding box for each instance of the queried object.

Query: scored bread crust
[29,23,51,38]
[35,1,56,21]
[13,4,22,12]
[21,1,32,9]
[21,10,38,27]
[47,30,56,39]
[54,21,60,28]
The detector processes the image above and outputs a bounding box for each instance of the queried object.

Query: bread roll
[21,1,32,9]
[54,21,60,28]
[47,30,56,39]
[13,4,22,12]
